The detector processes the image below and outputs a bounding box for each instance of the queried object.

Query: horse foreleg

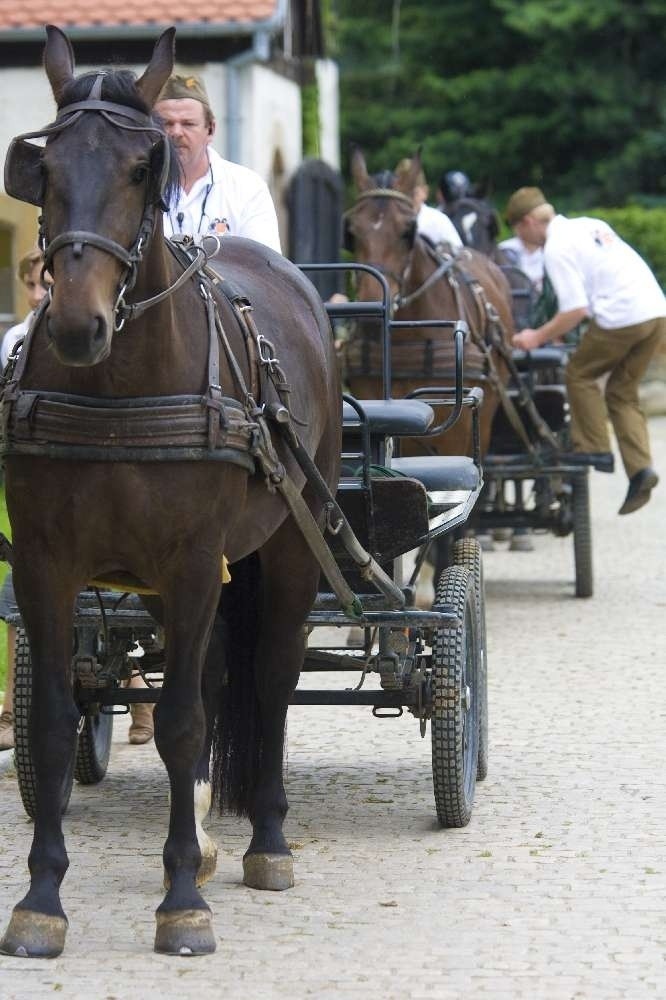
[193,610,226,888]
[153,574,221,956]
[0,576,78,958]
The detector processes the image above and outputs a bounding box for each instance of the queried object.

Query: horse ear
[43,25,75,104]
[393,149,423,196]
[351,147,373,192]
[136,27,176,108]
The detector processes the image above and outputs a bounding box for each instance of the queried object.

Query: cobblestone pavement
[1,418,665,1000]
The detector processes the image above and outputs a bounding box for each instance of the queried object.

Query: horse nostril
[93,316,107,345]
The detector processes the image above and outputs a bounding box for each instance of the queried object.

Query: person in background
[155,74,281,252]
[509,187,665,515]
[0,247,51,750]
[436,169,473,212]
[1,246,48,368]
[394,159,463,250]
[498,226,545,294]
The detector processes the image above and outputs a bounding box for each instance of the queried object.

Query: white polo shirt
[544,215,666,328]
[163,146,282,253]
[417,203,463,250]
[498,235,545,291]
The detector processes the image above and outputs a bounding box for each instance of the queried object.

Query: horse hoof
[243,852,294,891]
[0,908,68,958]
[154,908,216,956]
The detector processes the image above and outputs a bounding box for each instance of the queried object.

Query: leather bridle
[345,187,455,313]
[6,74,181,331]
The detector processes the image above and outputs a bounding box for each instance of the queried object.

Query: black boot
[618,467,659,515]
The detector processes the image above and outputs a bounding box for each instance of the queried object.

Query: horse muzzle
[46,309,112,367]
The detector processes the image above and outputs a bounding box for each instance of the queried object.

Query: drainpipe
[226,0,289,164]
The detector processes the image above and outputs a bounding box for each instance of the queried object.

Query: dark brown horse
[0,27,340,957]
[343,150,514,459]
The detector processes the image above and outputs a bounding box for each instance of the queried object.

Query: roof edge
[0,9,287,45]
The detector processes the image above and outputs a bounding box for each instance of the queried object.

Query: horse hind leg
[213,537,318,892]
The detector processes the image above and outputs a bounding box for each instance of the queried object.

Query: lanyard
[171,159,214,236]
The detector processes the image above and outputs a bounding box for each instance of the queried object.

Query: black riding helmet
[438,170,472,203]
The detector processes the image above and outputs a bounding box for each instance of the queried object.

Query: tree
[332,0,666,208]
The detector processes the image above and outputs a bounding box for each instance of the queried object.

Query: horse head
[345,147,420,303]
[447,196,501,256]
[31,25,176,365]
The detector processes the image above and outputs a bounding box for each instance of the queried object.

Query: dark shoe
[618,468,659,516]
[563,452,615,473]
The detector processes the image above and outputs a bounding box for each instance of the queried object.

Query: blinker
[4,100,171,210]
[4,137,45,207]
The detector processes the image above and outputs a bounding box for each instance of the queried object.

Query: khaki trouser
[566,316,666,478]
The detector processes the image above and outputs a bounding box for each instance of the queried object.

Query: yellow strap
[90,556,231,594]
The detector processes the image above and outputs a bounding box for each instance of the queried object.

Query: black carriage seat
[511,346,570,373]
[489,346,571,453]
[390,455,481,515]
[342,398,434,437]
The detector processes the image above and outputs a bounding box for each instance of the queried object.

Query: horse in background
[0,25,341,958]
[447,194,503,258]
[445,185,539,330]
[343,149,515,460]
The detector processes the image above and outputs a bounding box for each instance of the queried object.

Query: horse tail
[210,551,262,817]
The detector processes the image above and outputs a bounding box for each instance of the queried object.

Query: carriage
[3,260,489,832]
[342,154,602,598]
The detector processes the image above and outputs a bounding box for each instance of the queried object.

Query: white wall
[316,58,340,170]
[0,68,59,175]
[239,63,302,184]
[0,61,300,192]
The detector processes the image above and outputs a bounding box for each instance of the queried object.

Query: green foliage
[333,0,666,208]
[302,79,321,158]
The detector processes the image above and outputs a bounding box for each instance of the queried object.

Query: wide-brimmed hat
[505,186,547,225]
[157,74,212,115]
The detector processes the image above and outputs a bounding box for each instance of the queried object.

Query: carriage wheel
[13,626,75,819]
[74,703,113,784]
[452,538,488,781]
[572,473,593,598]
[13,626,113,820]
[430,565,479,827]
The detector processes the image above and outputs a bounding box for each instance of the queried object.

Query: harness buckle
[113,282,129,332]
[256,334,280,373]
